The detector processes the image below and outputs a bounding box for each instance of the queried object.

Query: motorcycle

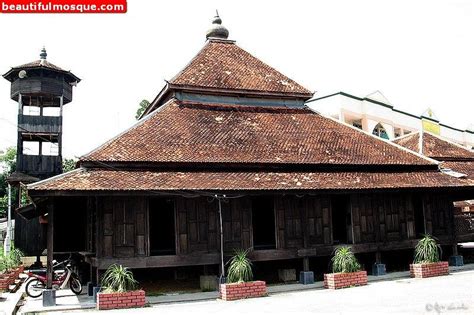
[25,258,82,298]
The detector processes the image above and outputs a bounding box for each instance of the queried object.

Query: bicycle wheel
[25,278,46,298]
[69,275,82,295]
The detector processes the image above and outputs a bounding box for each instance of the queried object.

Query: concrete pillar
[299,257,314,285]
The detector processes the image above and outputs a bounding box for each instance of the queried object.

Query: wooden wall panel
[175,197,219,255]
[423,194,453,238]
[351,193,416,244]
[306,196,332,246]
[98,197,147,258]
[274,196,304,249]
[222,197,252,252]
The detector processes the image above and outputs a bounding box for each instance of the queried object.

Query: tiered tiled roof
[169,39,312,98]
[27,36,474,193]
[81,101,433,166]
[29,168,473,192]
[394,132,474,178]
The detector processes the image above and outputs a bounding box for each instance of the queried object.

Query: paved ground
[33,269,473,315]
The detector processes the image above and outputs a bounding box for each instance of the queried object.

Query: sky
[0,0,473,158]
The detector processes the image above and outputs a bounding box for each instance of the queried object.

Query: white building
[307,91,474,149]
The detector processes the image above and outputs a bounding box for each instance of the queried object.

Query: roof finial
[40,46,47,60]
[206,11,229,40]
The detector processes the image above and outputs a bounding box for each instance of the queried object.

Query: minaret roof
[2,47,80,83]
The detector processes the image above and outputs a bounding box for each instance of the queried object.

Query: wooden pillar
[96,267,100,285]
[375,251,382,264]
[452,244,458,256]
[303,257,310,272]
[46,201,54,289]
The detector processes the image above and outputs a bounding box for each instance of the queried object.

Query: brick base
[0,268,22,292]
[97,290,146,310]
[220,281,267,301]
[409,261,449,278]
[324,271,367,289]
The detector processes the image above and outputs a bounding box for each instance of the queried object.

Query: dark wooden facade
[51,191,457,271]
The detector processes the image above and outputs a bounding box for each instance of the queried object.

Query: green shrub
[100,264,138,293]
[0,255,6,273]
[414,235,441,264]
[227,249,253,283]
[0,244,23,272]
[9,244,23,267]
[331,246,361,273]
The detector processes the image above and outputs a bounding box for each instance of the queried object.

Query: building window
[352,120,362,130]
[372,123,389,139]
[394,127,402,138]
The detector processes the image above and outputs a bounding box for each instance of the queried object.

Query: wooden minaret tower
[3,47,80,179]
[2,48,80,256]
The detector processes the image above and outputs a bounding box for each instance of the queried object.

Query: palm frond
[414,235,441,264]
[227,249,253,283]
[100,264,138,293]
[331,246,361,273]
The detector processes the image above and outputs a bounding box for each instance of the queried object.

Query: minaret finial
[40,46,47,60]
[206,11,229,40]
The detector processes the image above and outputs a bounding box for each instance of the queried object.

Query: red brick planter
[324,271,367,289]
[97,290,146,310]
[410,261,449,278]
[220,281,267,301]
[0,271,17,292]
[0,275,12,292]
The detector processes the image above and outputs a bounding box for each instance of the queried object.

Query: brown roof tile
[28,168,474,192]
[81,100,434,167]
[442,161,474,178]
[169,39,312,98]
[15,59,67,72]
[394,132,474,160]
[3,59,80,82]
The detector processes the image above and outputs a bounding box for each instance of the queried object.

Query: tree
[135,99,150,120]
[0,147,16,218]
[62,158,77,173]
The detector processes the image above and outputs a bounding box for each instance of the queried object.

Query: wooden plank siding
[423,194,453,237]
[89,193,455,267]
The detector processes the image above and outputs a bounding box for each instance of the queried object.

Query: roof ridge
[168,41,213,84]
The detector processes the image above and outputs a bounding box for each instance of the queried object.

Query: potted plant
[324,246,367,289]
[220,249,267,301]
[96,264,146,310]
[410,235,449,278]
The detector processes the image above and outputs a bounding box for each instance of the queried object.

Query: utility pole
[3,183,12,254]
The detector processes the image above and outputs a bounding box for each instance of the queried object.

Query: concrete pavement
[30,269,473,315]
